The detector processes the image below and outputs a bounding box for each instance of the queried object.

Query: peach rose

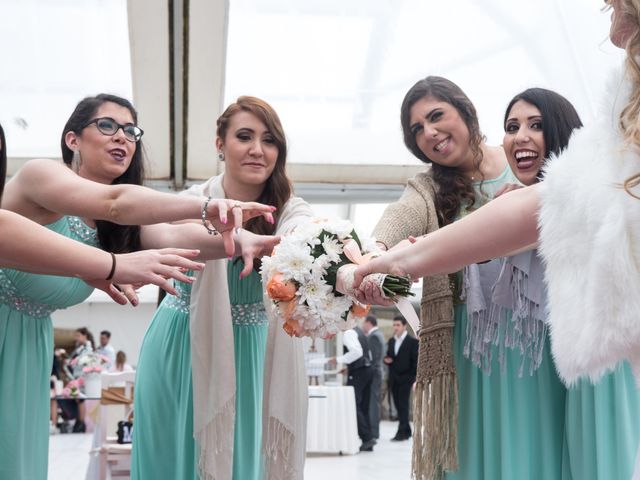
[267,273,297,302]
[280,301,304,337]
[351,303,371,318]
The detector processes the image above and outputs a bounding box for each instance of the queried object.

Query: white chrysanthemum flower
[260,255,275,278]
[360,235,381,255]
[298,281,333,309]
[324,219,355,239]
[274,242,315,283]
[310,260,328,282]
[321,236,343,263]
[293,221,324,241]
[317,293,351,320]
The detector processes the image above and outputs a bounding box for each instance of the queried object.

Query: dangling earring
[71,150,82,173]
[217,151,224,161]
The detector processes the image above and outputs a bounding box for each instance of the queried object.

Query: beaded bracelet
[201,196,220,235]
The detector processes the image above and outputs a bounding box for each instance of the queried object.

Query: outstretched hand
[85,248,205,302]
[235,231,281,278]
[351,255,409,307]
[204,199,276,257]
[86,280,129,305]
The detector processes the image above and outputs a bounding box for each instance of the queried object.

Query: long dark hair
[61,94,144,252]
[504,88,582,181]
[216,96,292,235]
[75,327,95,351]
[400,76,485,226]
[0,123,6,200]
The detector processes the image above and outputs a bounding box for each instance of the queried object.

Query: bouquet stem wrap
[337,240,420,335]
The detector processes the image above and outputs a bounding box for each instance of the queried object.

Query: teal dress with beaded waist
[0,216,97,480]
[227,259,269,480]
[132,260,268,480]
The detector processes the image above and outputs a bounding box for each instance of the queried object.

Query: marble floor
[48,420,412,479]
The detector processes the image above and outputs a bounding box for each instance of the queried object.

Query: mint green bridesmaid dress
[131,273,197,479]
[132,260,268,480]
[0,216,97,479]
[227,260,269,480]
[445,169,567,480]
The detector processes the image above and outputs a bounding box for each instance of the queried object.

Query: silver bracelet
[201,196,219,235]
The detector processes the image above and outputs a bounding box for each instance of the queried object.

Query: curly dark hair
[400,76,485,226]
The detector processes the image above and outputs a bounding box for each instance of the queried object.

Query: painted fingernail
[132,299,139,307]
[267,214,275,224]
[222,218,228,225]
[227,256,233,260]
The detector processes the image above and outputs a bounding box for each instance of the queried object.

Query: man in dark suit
[385,315,419,441]
[363,315,385,440]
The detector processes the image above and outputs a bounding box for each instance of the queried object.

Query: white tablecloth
[306,385,360,455]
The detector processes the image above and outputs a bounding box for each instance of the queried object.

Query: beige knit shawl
[373,169,457,480]
[184,174,312,480]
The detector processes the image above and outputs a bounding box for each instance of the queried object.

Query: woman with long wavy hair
[368,76,569,480]
[355,0,640,478]
[0,94,274,479]
[132,96,312,480]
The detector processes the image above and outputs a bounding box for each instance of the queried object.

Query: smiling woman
[132,95,313,480]
[0,93,276,479]
[503,88,583,186]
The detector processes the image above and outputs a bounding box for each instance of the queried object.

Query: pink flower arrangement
[61,378,85,398]
[82,365,103,374]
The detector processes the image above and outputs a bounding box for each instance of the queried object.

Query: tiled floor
[48,420,412,479]
[304,420,412,480]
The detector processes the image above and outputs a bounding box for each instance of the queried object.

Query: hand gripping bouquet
[261,218,414,338]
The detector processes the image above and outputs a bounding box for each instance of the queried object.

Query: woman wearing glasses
[0,94,276,480]
[0,122,197,285]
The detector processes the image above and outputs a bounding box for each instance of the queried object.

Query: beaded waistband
[0,270,56,318]
[163,293,190,315]
[231,302,267,326]
[163,295,267,327]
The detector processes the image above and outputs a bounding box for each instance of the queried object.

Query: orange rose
[351,303,371,318]
[280,301,304,337]
[267,273,297,302]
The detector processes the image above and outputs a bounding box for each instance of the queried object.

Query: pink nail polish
[222,218,228,225]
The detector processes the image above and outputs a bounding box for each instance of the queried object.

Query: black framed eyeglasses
[83,117,144,142]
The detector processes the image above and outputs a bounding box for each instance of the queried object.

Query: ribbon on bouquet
[336,240,420,335]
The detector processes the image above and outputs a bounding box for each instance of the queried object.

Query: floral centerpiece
[70,352,111,397]
[262,218,413,338]
[61,378,85,398]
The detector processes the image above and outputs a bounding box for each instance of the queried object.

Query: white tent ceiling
[0,0,624,182]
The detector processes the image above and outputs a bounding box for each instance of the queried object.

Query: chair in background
[87,371,135,480]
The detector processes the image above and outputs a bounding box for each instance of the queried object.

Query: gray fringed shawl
[463,252,548,376]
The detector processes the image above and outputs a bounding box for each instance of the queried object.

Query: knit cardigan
[374,168,457,480]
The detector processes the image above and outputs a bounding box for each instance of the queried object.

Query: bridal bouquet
[261,218,413,339]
